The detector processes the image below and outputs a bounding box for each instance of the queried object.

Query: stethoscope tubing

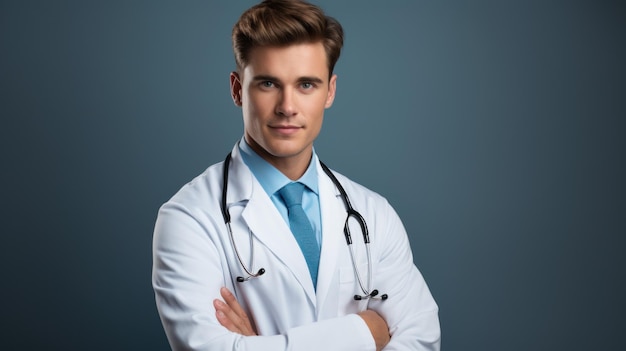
[220,152,386,300]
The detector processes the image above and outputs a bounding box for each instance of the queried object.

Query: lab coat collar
[314,161,345,313]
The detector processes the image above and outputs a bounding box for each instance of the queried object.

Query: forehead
[243,42,329,80]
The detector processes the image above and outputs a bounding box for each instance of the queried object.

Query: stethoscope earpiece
[236,268,266,283]
[353,290,389,301]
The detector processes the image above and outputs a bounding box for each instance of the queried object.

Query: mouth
[270,125,302,135]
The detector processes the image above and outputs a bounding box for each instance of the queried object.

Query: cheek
[242,95,261,121]
[306,107,325,137]
[244,93,274,118]
[307,99,327,124]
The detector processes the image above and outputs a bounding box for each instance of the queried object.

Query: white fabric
[152,143,441,350]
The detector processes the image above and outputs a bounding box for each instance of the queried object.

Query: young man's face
[230,42,337,174]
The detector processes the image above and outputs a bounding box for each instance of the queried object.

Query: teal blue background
[2,1,624,349]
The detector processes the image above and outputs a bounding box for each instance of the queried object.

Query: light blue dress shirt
[238,138,322,249]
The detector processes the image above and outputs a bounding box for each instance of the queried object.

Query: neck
[272,156,311,180]
[245,136,312,181]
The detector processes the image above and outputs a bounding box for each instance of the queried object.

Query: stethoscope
[220,152,388,301]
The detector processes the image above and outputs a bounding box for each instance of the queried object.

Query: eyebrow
[252,75,279,82]
[297,76,324,84]
[252,75,325,84]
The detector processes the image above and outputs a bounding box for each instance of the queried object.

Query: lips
[270,125,301,135]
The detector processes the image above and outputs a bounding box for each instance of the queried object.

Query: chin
[265,142,309,159]
[268,148,304,159]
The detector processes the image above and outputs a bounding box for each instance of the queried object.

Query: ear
[230,71,243,106]
[324,74,337,109]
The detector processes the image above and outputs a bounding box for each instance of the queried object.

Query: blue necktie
[278,182,320,288]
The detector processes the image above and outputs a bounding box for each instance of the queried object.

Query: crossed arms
[214,287,391,351]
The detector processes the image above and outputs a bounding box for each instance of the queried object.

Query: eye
[260,81,275,88]
[300,82,315,90]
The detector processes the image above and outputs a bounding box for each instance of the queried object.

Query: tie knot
[278,182,305,207]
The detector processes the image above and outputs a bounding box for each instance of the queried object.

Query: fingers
[220,287,251,326]
[213,287,257,336]
[214,299,240,333]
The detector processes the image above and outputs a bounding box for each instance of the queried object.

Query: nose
[275,88,297,117]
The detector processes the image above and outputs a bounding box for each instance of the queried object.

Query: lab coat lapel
[227,146,317,303]
[315,162,346,312]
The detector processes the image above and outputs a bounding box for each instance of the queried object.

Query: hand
[213,287,257,336]
[358,310,390,351]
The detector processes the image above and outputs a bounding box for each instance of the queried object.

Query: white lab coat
[152,144,440,351]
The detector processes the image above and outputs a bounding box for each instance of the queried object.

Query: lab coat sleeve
[152,200,376,351]
[372,200,441,351]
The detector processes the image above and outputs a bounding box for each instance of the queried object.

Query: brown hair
[232,0,344,75]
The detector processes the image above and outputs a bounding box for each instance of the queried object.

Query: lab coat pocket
[338,263,369,314]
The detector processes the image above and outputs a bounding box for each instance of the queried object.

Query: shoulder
[162,161,225,212]
[322,166,392,211]
[322,167,407,245]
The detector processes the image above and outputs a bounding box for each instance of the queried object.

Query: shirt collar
[238,137,319,196]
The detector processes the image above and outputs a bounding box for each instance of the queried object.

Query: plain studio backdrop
[1,1,624,350]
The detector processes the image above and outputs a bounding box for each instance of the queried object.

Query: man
[152,1,440,350]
